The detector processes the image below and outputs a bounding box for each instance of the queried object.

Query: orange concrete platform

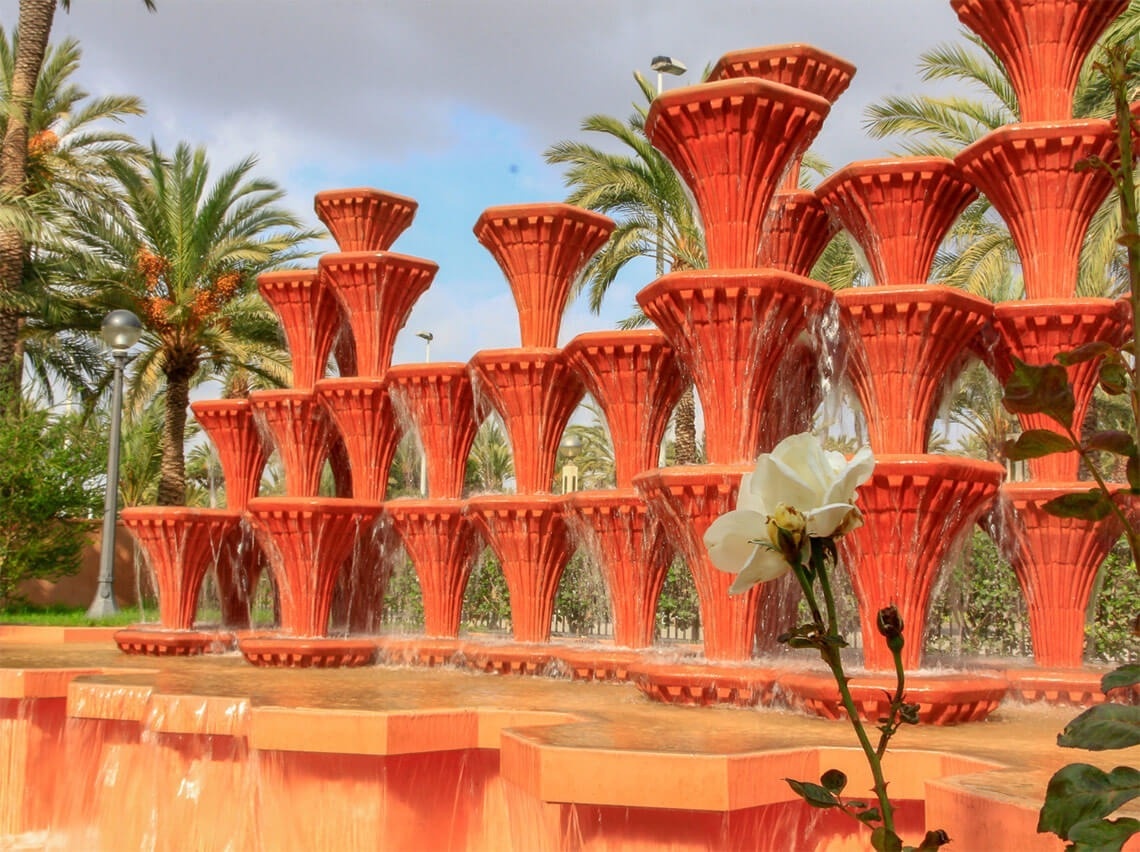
[2,636,1140,850]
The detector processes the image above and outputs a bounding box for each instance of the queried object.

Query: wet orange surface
[3,634,1139,850]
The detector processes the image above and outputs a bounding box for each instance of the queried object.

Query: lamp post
[560,433,583,494]
[87,309,143,618]
[650,55,687,277]
[416,330,433,363]
[415,331,433,494]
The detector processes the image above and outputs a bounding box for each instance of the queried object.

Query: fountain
[7,4,1140,847]
[561,330,684,651]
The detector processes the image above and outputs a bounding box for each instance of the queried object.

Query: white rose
[703,432,875,595]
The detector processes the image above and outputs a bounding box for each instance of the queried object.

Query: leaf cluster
[785,770,948,851]
[1002,357,1139,521]
[0,397,105,606]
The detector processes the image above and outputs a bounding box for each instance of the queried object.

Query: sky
[2,0,966,367]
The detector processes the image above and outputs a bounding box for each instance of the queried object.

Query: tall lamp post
[650,55,687,276]
[416,330,433,363]
[87,309,143,618]
[415,331,433,494]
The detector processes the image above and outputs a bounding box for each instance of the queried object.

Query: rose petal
[774,433,834,494]
[737,471,768,514]
[755,450,819,513]
[825,446,876,506]
[727,549,792,594]
[703,510,769,574]
[805,503,857,537]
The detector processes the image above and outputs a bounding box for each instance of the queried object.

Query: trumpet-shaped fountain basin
[313,187,417,253]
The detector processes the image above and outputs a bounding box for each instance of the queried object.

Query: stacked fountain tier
[117,11,1136,710]
[948,0,1134,695]
[630,54,856,677]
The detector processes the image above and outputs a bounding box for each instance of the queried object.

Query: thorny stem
[799,556,897,839]
[877,643,909,761]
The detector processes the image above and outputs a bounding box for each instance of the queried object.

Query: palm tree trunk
[673,383,697,465]
[157,366,192,505]
[0,0,56,396]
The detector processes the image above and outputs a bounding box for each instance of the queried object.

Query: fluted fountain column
[707,43,856,192]
[955,121,1116,300]
[563,331,685,488]
[314,378,403,502]
[839,287,993,454]
[465,495,573,643]
[840,457,1006,670]
[386,363,478,500]
[474,203,614,348]
[634,467,766,661]
[257,270,339,389]
[189,399,269,628]
[240,497,383,667]
[319,252,438,379]
[561,330,686,648]
[249,390,336,498]
[817,158,978,287]
[990,484,1124,668]
[951,0,1128,123]
[638,270,834,463]
[468,350,584,494]
[114,508,243,656]
[387,500,479,638]
[314,187,417,252]
[646,77,830,267]
[989,299,1130,480]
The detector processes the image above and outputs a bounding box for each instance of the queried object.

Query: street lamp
[416,330,433,363]
[650,56,687,276]
[415,331,434,494]
[87,309,143,618]
[651,55,687,94]
[560,433,583,494]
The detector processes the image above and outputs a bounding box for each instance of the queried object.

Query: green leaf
[1084,430,1138,457]
[785,778,838,809]
[1003,358,1075,428]
[1128,454,1140,493]
[1100,361,1130,396]
[856,807,881,824]
[871,826,903,852]
[1103,665,1140,693]
[1003,429,1076,460]
[1042,490,1115,522]
[1068,816,1140,850]
[1059,704,1140,751]
[1057,341,1114,365]
[1038,764,1140,838]
[820,769,847,794]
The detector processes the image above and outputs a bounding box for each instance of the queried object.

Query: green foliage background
[0,401,106,606]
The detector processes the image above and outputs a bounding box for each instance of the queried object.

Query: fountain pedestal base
[114,627,234,656]
[631,661,779,707]
[1003,666,1140,706]
[777,670,1008,724]
[237,634,377,668]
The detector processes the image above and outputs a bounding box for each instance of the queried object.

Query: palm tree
[61,141,319,505]
[466,416,513,494]
[0,28,148,402]
[0,0,155,397]
[545,72,705,464]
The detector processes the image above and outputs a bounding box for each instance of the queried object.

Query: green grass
[0,603,150,627]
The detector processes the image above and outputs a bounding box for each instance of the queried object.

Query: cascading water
[14,7,1139,847]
